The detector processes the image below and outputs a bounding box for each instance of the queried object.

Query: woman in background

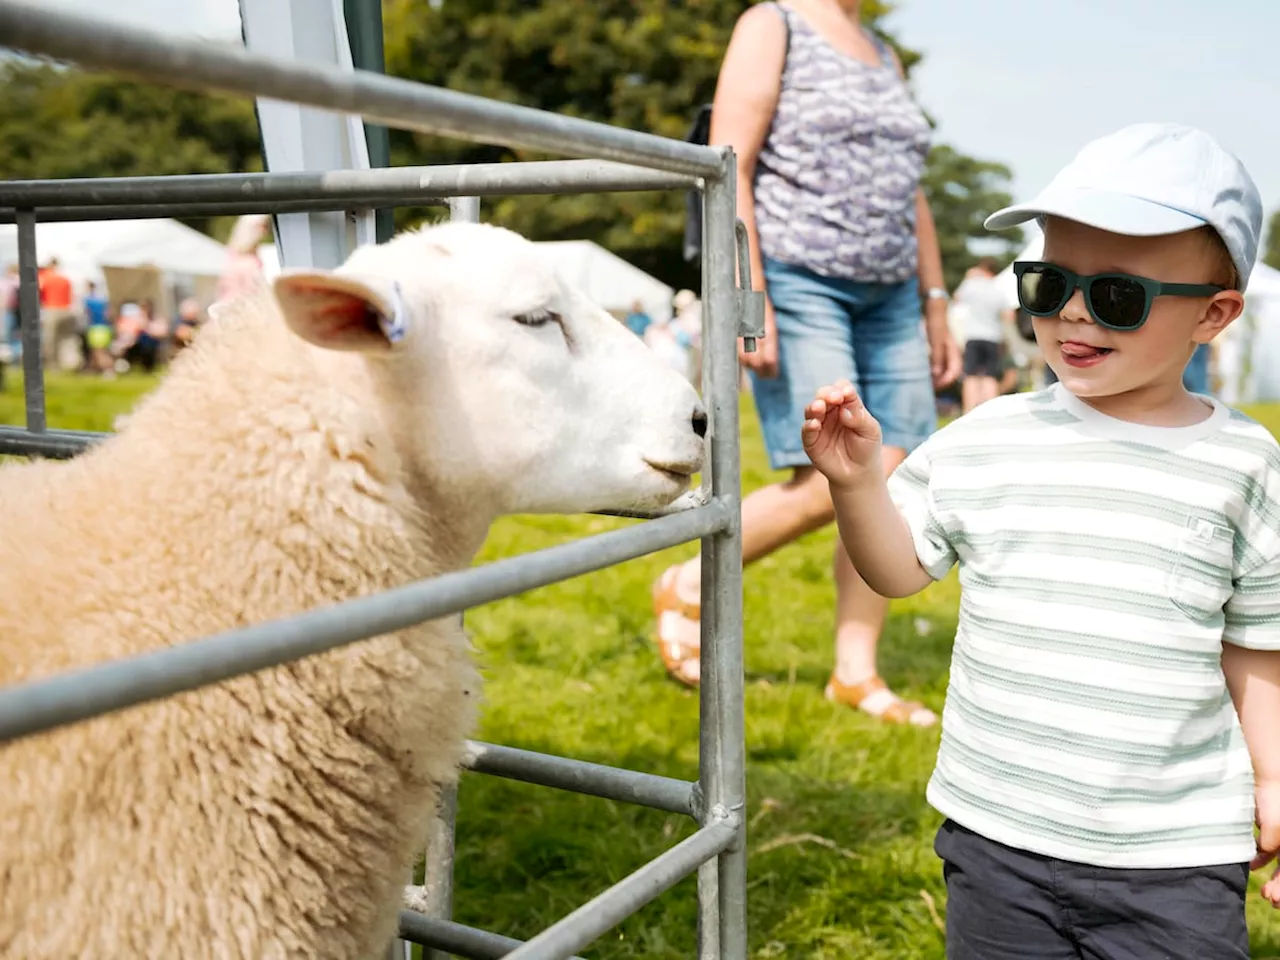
[650,0,960,725]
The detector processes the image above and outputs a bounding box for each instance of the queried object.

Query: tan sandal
[652,564,701,688]
[825,674,937,727]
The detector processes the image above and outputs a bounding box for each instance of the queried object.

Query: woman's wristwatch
[923,286,949,303]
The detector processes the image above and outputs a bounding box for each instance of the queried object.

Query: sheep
[0,220,708,960]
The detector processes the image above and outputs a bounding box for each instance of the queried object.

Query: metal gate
[0,2,758,958]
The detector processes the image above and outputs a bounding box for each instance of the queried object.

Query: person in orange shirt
[37,258,77,369]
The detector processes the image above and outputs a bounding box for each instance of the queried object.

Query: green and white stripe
[887,384,1280,868]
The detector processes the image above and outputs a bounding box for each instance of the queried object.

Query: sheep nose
[691,405,708,438]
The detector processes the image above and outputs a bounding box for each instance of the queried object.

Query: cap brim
[984,188,1207,237]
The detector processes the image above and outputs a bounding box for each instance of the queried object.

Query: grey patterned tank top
[753,3,932,285]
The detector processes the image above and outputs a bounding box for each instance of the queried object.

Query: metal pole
[0,502,731,746]
[695,179,719,960]
[0,162,698,210]
[343,0,394,244]
[420,193,482,960]
[448,197,481,224]
[462,741,696,816]
[0,1,722,179]
[15,209,44,434]
[699,149,748,960]
[422,783,457,960]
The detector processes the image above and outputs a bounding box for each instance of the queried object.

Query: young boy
[802,122,1280,958]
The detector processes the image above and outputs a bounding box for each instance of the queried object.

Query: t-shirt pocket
[1166,515,1234,622]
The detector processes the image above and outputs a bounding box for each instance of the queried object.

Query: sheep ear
[272,269,409,353]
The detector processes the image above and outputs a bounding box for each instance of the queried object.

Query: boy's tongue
[1062,342,1110,359]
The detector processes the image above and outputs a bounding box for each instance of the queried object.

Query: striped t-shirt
[887,384,1280,868]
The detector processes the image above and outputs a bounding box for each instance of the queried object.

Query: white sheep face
[272,222,707,514]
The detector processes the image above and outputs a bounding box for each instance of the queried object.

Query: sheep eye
[514,308,561,328]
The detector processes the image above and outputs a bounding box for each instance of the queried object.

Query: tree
[0,2,1018,289]
[0,60,262,240]
[1264,208,1280,272]
[919,145,1022,291]
[380,0,1013,291]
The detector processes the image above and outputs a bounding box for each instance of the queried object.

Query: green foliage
[0,2,1018,291]
[0,60,263,240]
[0,62,262,179]
[6,372,1280,957]
[1264,208,1280,272]
[379,0,1018,291]
[919,144,1022,290]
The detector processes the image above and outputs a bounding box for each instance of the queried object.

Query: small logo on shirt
[1190,518,1218,544]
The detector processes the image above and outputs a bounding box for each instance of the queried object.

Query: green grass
[5,372,1280,958]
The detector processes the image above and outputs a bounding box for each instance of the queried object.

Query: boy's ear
[272,269,409,353]
[1194,290,1246,343]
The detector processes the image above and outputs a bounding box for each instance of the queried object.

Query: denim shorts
[748,256,937,470]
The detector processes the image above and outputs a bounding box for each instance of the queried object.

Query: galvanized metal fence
[0,2,759,958]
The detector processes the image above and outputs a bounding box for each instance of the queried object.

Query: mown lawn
[4,371,1280,958]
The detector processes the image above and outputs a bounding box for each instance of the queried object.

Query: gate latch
[734,219,766,353]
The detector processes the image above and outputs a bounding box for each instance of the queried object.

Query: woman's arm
[708,5,787,378]
[914,191,961,387]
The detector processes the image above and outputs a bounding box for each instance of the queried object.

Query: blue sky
[884,0,1278,223]
[37,0,1280,232]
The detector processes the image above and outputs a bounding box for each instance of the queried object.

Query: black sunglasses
[1012,261,1227,331]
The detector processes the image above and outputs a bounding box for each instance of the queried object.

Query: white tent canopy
[0,218,231,283]
[533,240,674,323]
[259,236,677,324]
[0,218,231,317]
[1242,261,1280,402]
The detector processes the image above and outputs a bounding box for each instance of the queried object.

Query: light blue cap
[985,123,1263,291]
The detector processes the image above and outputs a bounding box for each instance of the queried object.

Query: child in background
[804,123,1279,958]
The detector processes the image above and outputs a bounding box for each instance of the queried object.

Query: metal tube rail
[0,1,723,180]
[0,428,705,523]
[15,210,44,433]
[0,160,698,211]
[463,741,698,818]
[699,153,749,959]
[0,201,434,225]
[0,500,732,746]
[420,784,458,960]
[420,193,482,960]
[396,912,584,960]
[503,816,739,960]
[0,427,102,459]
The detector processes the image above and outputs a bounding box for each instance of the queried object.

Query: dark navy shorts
[748,256,937,471]
[935,819,1250,959]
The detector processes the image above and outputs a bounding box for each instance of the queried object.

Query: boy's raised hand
[801,380,882,490]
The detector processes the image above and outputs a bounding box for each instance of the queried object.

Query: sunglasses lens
[1019,266,1068,314]
[1088,277,1147,329]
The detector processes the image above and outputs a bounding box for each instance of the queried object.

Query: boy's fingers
[1255,819,1280,870]
[801,418,822,447]
[1264,871,1280,906]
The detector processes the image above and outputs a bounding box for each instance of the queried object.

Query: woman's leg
[831,443,906,685]
[654,258,858,687]
[829,278,939,724]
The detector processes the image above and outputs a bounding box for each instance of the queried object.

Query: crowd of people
[623,289,704,386]
[0,259,209,381]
